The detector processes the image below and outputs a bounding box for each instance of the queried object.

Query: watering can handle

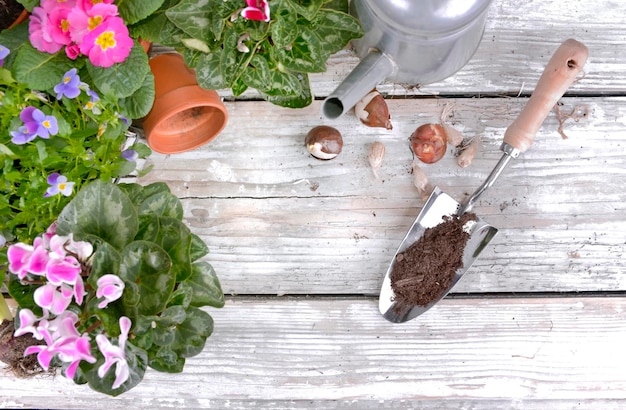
[503,39,588,153]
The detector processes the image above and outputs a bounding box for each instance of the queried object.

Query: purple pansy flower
[54,68,82,100]
[44,173,75,197]
[0,44,9,66]
[120,149,138,162]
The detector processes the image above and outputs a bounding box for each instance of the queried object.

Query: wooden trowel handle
[503,39,588,152]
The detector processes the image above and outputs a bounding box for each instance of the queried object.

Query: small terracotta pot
[142,53,228,154]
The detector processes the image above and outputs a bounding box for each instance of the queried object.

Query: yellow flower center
[88,16,103,31]
[95,31,116,51]
[43,120,51,129]
[63,75,71,84]
[61,19,70,33]
[58,183,66,191]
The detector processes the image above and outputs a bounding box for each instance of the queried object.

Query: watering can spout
[322,50,395,119]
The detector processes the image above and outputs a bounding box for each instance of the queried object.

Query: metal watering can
[322,0,494,119]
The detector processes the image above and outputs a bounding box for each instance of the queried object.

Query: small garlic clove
[368,141,386,179]
[355,90,393,130]
[457,136,481,168]
[305,125,343,160]
[411,160,431,200]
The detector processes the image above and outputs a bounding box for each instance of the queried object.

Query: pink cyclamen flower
[44,173,75,197]
[96,316,131,389]
[34,283,74,315]
[241,0,270,22]
[7,238,49,279]
[80,16,133,67]
[96,274,125,309]
[14,309,47,339]
[24,311,96,378]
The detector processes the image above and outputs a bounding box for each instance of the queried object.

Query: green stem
[0,294,13,321]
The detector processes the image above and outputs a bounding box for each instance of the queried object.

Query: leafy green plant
[5,180,224,396]
[131,0,363,108]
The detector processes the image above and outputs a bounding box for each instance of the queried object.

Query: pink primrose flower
[29,6,64,54]
[241,0,270,22]
[14,309,48,339]
[96,316,131,389]
[80,16,132,67]
[48,7,73,46]
[96,274,125,309]
[67,2,118,45]
[41,0,77,12]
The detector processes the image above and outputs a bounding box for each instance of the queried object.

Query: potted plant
[0,0,157,254]
[0,180,224,396]
[130,0,364,108]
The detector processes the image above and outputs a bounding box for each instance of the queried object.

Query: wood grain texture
[139,97,626,295]
[2,297,626,408]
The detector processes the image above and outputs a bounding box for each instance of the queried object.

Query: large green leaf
[241,54,272,92]
[0,23,29,68]
[135,216,192,282]
[287,0,324,20]
[117,70,155,119]
[272,27,327,73]
[264,72,313,108]
[180,262,224,308]
[117,0,166,25]
[56,181,139,251]
[13,44,75,90]
[87,44,151,99]
[189,233,209,261]
[80,342,148,396]
[138,191,184,219]
[194,51,229,90]
[119,241,174,316]
[148,344,185,373]
[312,9,364,56]
[171,306,214,358]
[165,0,213,40]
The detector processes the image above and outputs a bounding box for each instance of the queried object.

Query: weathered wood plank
[222,0,626,100]
[2,297,626,408]
[139,97,626,295]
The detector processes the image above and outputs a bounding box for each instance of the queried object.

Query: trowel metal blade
[379,187,499,323]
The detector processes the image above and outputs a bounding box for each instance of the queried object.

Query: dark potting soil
[0,0,25,31]
[0,319,47,377]
[390,212,477,307]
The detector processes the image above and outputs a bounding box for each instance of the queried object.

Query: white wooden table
[2,1,626,408]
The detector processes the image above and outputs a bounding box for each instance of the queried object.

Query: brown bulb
[410,124,447,164]
[305,126,343,160]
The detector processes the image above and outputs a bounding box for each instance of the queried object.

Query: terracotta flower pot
[142,53,228,154]
[7,8,29,30]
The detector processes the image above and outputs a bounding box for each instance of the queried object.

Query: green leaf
[287,0,324,20]
[117,0,166,25]
[152,305,187,346]
[270,4,299,48]
[195,51,229,90]
[167,285,193,308]
[171,306,214,358]
[219,27,249,86]
[148,345,185,373]
[81,342,148,396]
[135,216,193,282]
[272,27,327,73]
[165,0,213,40]
[262,69,302,97]
[0,23,29,68]
[87,241,122,289]
[13,45,74,90]
[312,9,364,56]
[56,181,139,251]
[264,72,313,108]
[119,241,174,316]
[7,276,42,315]
[189,233,209,261]
[138,191,184,219]
[180,262,225,308]
[87,44,151,99]
[117,70,155,120]
[241,54,272,92]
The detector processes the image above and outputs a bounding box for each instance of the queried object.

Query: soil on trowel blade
[390,212,476,307]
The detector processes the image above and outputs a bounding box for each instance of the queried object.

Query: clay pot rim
[142,85,228,154]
